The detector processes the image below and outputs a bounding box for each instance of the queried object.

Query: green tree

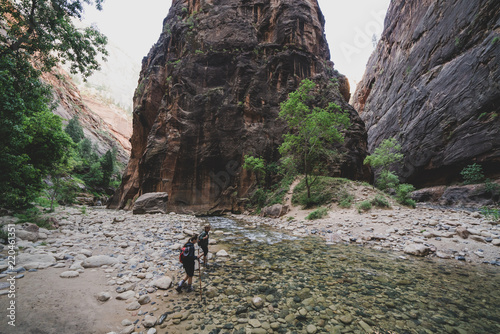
[65,116,85,143]
[0,0,107,208]
[364,137,404,191]
[0,56,74,208]
[0,0,108,77]
[243,155,266,186]
[100,149,115,188]
[278,79,350,199]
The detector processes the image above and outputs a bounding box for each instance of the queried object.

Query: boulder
[404,244,431,257]
[150,276,172,290]
[261,204,289,218]
[17,253,56,269]
[132,192,169,214]
[82,255,119,268]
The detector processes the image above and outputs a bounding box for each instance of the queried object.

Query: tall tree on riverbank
[278,79,350,200]
[0,0,108,209]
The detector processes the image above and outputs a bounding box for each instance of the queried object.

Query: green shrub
[338,191,354,208]
[461,163,484,185]
[356,200,372,213]
[483,179,500,196]
[376,170,399,191]
[480,207,500,221]
[14,207,53,229]
[292,177,347,208]
[396,184,416,208]
[306,207,328,220]
[0,229,8,243]
[371,194,391,208]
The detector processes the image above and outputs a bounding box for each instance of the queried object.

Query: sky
[83,0,391,94]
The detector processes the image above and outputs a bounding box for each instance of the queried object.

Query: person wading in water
[176,234,201,293]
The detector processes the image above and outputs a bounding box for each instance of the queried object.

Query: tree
[65,116,85,143]
[0,0,107,208]
[363,137,404,191]
[243,155,266,186]
[100,149,115,188]
[0,56,74,208]
[278,79,350,199]
[0,0,107,77]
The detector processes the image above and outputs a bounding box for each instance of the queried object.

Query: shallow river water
[173,217,500,334]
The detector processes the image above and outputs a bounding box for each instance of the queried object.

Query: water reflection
[205,217,500,333]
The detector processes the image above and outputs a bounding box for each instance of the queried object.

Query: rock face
[109,0,370,214]
[352,0,500,187]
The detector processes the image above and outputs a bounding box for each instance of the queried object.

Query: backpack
[179,245,189,263]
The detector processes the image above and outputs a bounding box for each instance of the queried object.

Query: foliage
[65,116,85,143]
[364,137,403,170]
[396,184,416,208]
[248,176,294,212]
[0,0,108,78]
[100,149,115,188]
[292,176,349,208]
[376,170,400,192]
[279,79,350,199]
[243,155,266,186]
[338,190,354,208]
[0,56,74,209]
[480,207,499,221]
[483,179,500,197]
[306,207,328,220]
[14,207,52,229]
[356,200,372,213]
[370,194,391,208]
[460,163,484,185]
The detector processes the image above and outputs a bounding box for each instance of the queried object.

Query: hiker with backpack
[198,224,211,266]
[176,234,201,293]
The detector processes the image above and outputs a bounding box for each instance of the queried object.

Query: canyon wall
[109,0,370,214]
[352,0,500,186]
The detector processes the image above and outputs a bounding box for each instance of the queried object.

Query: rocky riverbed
[0,204,499,333]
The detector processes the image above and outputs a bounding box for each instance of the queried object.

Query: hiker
[198,224,211,266]
[176,234,201,293]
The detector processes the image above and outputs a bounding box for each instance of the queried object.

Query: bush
[376,170,399,191]
[484,179,500,196]
[356,200,372,213]
[461,163,484,185]
[371,194,391,208]
[306,207,328,220]
[292,177,347,208]
[480,207,499,221]
[396,183,416,208]
[14,207,53,229]
[338,191,354,208]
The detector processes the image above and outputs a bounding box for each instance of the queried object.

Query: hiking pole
[198,249,202,303]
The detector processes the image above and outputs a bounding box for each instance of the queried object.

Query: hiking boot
[186,286,194,293]
[175,285,182,293]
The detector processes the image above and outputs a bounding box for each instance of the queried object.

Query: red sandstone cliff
[109,0,370,214]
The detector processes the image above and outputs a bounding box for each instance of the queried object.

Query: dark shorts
[183,260,195,277]
[200,244,208,256]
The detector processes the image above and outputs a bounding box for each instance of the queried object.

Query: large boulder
[261,204,289,218]
[82,255,119,268]
[17,253,56,270]
[132,192,169,214]
[108,0,370,215]
[352,0,500,187]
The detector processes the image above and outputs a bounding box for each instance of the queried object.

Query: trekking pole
[198,249,202,302]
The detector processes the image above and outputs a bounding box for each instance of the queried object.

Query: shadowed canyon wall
[352,0,500,187]
[109,0,370,214]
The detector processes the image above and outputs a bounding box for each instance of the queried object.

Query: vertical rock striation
[109,0,370,214]
[352,0,500,186]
